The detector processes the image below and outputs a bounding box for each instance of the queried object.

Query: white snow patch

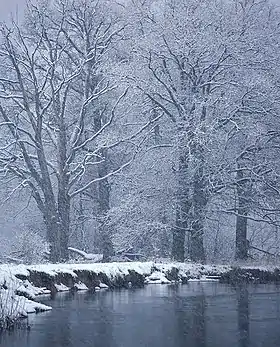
[22,261,153,280]
[24,299,52,314]
[145,271,171,284]
[54,283,70,292]
[0,289,51,320]
[153,263,230,280]
[18,280,50,298]
[68,247,103,262]
[188,277,219,282]
[99,282,109,289]
[74,282,88,291]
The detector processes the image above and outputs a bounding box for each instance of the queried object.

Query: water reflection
[92,292,114,347]
[191,294,206,347]
[161,284,205,347]
[41,293,74,347]
[237,286,249,347]
[1,283,280,347]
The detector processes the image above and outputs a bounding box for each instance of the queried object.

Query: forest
[0,0,279,265]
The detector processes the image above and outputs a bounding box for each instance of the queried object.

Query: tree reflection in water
[3,284,280,347]
[173,284,206,347]
[236,285,249,347]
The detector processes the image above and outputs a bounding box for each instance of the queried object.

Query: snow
[0,261,232,325]
[28,264,78,278]
[0,266,52,323]
[0,261,154,324]
[154,263,230,279]
[99,282,109,289]
[0,262,231,289]
[0,289,51,320]
[0,260,278,328]
[74,282,88,291]
[145,271,171,284]
[54,283,70,292]
[22,262,154,280]
[17,280,51,299]
[188,277,220,282]
[68,247,103,262]
[23,299,52,314]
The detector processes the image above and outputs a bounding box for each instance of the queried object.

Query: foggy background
[0,0,25,21]
[0,0,279,22]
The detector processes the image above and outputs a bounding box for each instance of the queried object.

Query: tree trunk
[42,162,70,262]
[190,150,206,263]
[235,208,249,260]
[57,175,70,261]
[95,113,114,260]
[44,212,61,263]
[172,140,191,262]
[44,207,70,263]
[190,221,206,263]
[56,108,70,262]
[98,151,114,262]
[235,164,249,260]
[76,193,86,250]
[172,210,187,262]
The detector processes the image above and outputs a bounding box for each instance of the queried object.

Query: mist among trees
[0,0,280,264]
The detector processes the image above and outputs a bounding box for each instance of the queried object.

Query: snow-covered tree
[0,0,157,261]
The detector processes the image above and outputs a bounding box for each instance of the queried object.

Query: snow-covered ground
[0,265,52,326]
[0,290,52,317]
[23,261,230,281]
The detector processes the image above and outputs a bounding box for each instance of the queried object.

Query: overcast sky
[0,0,25,21]
[0,0,279,22]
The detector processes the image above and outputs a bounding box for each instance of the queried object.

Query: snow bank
[17,280,51,299]
[99,282,109,289]
[145,271,171,284]
[27,261,154,279]
[74,282,88,291]
[0,262,231,294]
[0,262,230,304]
[0,266,51,327]
[54,283,70,292]
[2,260,273,327]
[0,286,51,329]
[0,288,51,314]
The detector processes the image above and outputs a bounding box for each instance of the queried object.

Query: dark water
[1,283,280,347]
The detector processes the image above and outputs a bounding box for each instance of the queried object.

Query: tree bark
[57,189,70,261]
[235,164,249,260]
[93,115,114,261]
[44,203,70,263]
[172,137,191,262]
[97,149,114,262]
[190,146,206,263]
[44,208,61,263]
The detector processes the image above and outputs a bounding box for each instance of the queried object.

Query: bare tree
[0,0,158,262]
[132,0,238,262]
[128,0,280,263]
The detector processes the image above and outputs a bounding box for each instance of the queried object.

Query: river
[1,283,280,347]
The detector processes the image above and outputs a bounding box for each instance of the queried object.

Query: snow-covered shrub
[0,288,24,330]
[10,230,49,264]
[0,230,49,264]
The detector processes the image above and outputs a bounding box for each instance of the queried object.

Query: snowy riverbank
[1,261,280,326]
